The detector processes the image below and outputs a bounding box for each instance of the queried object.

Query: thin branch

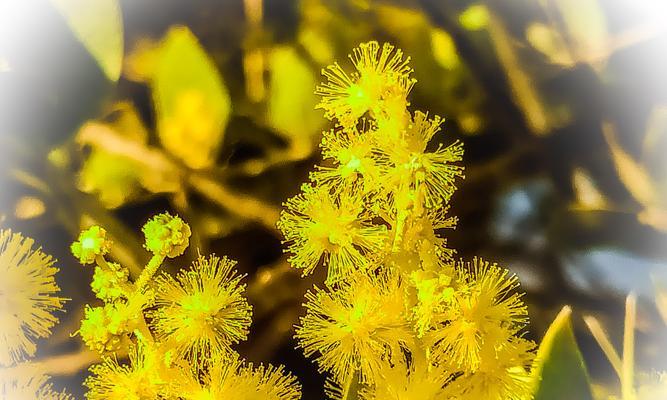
[188,173,281,233]
[31,349,100,377]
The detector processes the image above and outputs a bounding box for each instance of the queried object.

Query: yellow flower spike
[285,41,535,399]
[85,344,164,400]
[0,229,66,366]
[150,255,252,366]
[426,258,529,371]
[316,41,414,127]
[142,212,191,258]
[295,270,412,385]
[278,184,388,284]
[71,225,112,265]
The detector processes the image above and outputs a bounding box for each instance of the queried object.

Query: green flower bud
[71,226,112,265]
[79,305,127,353]
[91,263,129,302]
[142,213,191,258]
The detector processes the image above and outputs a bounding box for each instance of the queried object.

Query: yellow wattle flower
[311,125,382,191]
[84,344,164,400]
[295,270,412,385]
[443,334,535,400]
[278,184,387,284]
[358,355,451,400]
[90,262,130,302]
[426,258,529,372]
[177,355,302,400]
[316,41,415,128]
[150,255,252,366]
[376,111,464,209]
[0,230,66,366]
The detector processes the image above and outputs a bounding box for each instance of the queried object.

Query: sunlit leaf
[531,306,594,400]
[152,26,231,169]
[376,4,426,35]
[268,45,322,141]
[49,0,123,81]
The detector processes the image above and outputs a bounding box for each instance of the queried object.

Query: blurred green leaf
[152,26,231,170]
[268,45,322,141]
[76,103,147,208]
[49,0,123,81]
[532,306,594,400]
[76,103,180,208]
[78,143,143,208]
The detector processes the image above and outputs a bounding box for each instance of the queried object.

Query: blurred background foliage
[1,0,666,397]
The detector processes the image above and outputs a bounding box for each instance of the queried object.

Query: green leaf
[532,306,594,400]
[268,45,322,141]
[152,26,231,170]
[50,0,123,81]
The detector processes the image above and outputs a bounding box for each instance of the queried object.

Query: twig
[30,349,100,377]
[188,173,281,233]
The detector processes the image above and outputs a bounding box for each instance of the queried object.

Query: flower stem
[134,254,165,291]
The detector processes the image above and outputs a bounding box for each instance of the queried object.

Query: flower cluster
[72,213,301,399]
[279,41,535,400]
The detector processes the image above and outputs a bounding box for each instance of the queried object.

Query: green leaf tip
[531,305,594,400]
